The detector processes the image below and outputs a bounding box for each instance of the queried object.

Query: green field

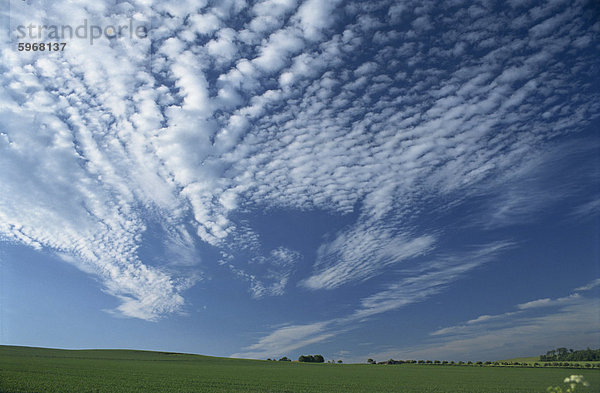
[500,356,545,363]
[1,346,598,393]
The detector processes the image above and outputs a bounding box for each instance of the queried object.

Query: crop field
[1,346,598,393]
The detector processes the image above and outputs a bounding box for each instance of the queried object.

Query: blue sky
[0,0,599,363]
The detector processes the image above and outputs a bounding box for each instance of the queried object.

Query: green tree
[298,354,324,363]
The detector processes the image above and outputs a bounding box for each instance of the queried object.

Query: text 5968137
[18,42,67,51]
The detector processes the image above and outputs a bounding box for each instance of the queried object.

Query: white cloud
[572,197,600,219]
[351,277,599,363]
[231,321,334,359]
[226,246,301,298]
[465,312,520,325]
[252,0,297,18]
[206,28,239,66]
[237,241,515,358]
[575,278,600,292]
[367,300,599,363]
[248,0,298,34]
[1,0,597,322]
[354,61,378,77]
[189,12,222,35]
[293,0,343,41]
[375,289,600,362]
[154,0,210,19]
[301,226,435,290]
[350,242,514,320]
[387,4,406,23]
[252,27,305,72]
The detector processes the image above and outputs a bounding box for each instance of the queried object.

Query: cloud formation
[392,280,600,362]
[1,0,598,324]
[234,241,513,358]
[231,321,334,359]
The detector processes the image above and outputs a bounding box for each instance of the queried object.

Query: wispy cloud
[571,197,600,220]
[234,241,514,358]
[361,280,600,362]
[349,242,514,320]
[516,294,581,310]
[300,226,435,290]
[575,278,600,292]
[226,246,301,298]
[231,321,335,359]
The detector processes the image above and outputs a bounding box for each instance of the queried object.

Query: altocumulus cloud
[1,0,598,324]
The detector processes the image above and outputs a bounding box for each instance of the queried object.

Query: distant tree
[298,354,324,363]
[279,356,290,361]
[367,358,375,364]
[337,360,343,364]
[540,347,600,362]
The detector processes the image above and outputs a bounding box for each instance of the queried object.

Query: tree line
[539,347,600,362]
[366,358,599,368]
[266,355,342,363]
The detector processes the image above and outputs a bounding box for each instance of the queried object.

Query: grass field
[1,346,598,393]
[500,356,545,363]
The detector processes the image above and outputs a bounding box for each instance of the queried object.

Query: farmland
[1,346,598,393]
